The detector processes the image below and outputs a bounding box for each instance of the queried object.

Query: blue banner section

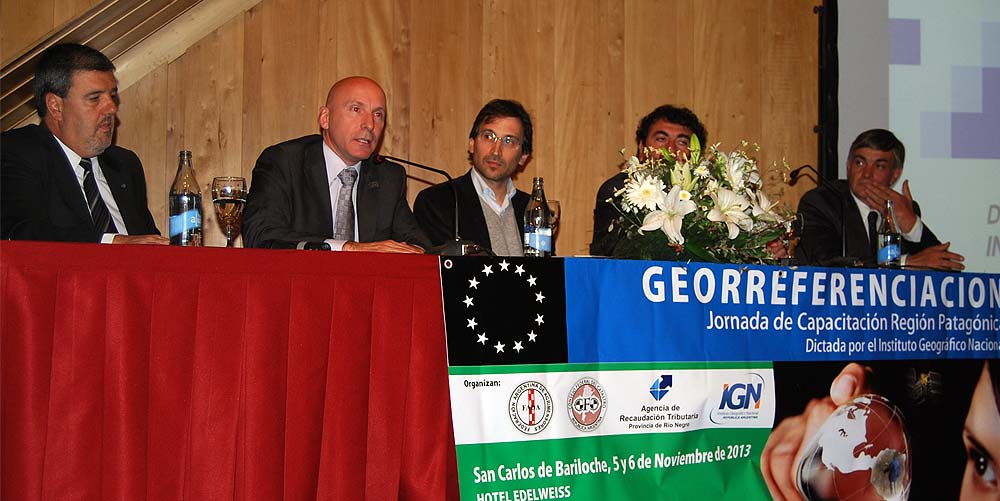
[564,259,1000,362]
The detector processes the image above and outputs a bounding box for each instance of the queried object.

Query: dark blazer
[242,134,430,249]
[1,123,160,242]
[797,180,940,266]
[412,169,529,253]
[590,171,627,256]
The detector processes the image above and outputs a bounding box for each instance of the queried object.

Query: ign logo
[710,373,766,424]
[719,381,763,410]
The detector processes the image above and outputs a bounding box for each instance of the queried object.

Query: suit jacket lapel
[356,158,379,242]
[41,126,95,228]
[841,187,872,261]
[457,172,489,244]
[305,141,334,235]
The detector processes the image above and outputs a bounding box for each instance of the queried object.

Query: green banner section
[456,428,772,500]
[448,361,773,376]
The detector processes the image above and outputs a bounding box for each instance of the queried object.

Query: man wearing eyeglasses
[413,99,533,256]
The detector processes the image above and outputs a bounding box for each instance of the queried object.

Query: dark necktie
[80,158,118,234]
[333,168,358,240]
[867,210,879,256]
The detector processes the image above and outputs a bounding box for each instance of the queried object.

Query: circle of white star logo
[455,259,549,360]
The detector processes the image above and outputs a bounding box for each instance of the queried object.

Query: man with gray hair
[1,43,165,244]
[797,128,963,270]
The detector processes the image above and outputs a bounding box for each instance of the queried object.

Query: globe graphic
[796,394,911,500]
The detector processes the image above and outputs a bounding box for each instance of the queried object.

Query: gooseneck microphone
[375,154,490,256]
[788,164,863,267]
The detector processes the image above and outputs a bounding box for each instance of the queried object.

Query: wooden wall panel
[116,65,169,229]
[761,0,821,206]
[7,0,820,254]
[0,0,101,62]
[404,0,481,193]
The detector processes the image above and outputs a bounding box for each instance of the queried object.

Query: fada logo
[649,374,673,401]
[509,381,553,434]
[710,372,766,424]
[567,377,607,432]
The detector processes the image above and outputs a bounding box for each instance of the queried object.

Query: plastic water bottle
[523,177,552,257]
[169,150,203,246]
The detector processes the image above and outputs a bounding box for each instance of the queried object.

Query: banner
[441,257,1000,500]
[564,259,1000,362]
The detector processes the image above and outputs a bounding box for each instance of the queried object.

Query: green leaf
[684,242,719,263]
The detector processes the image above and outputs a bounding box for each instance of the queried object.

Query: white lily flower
[625,175,667,212]
[724,154,747,191]
[750,189,780,222]
[707,188,753,239]
[639,185,696,244]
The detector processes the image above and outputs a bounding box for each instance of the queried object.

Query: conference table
[5,241,998,500]
[1,241,459,500]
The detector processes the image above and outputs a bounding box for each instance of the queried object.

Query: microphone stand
[377,154,491,256]
[789,164,863,268]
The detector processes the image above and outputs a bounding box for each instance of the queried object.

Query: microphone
[269,240,332,250]
[787,164,814,186]
[375,154,491,256]
[788,164,863,268]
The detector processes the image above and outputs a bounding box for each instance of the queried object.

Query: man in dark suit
[589,105,707,256]
[413,99,532,256]
[242,76,428,252]
[797,129,964,270]
[1,43,165,244]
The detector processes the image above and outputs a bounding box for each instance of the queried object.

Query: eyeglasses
[478,130,523,149]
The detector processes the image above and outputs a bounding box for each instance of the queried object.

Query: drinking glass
[211,177,247,247]
[547,200,561,234]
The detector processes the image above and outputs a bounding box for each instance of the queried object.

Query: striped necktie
[80,158,118,234]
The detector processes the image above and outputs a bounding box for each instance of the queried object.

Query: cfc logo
[567,377,607,432]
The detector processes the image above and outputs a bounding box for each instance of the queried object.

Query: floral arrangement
[607,137,791,263]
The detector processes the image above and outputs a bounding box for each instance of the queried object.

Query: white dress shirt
[322,142,361,251]
[469,168,516,216]
[53,135,127,243]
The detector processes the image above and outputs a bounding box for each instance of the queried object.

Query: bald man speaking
[243,76,429,252]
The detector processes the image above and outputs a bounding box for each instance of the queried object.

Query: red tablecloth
[1,241,458,500]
